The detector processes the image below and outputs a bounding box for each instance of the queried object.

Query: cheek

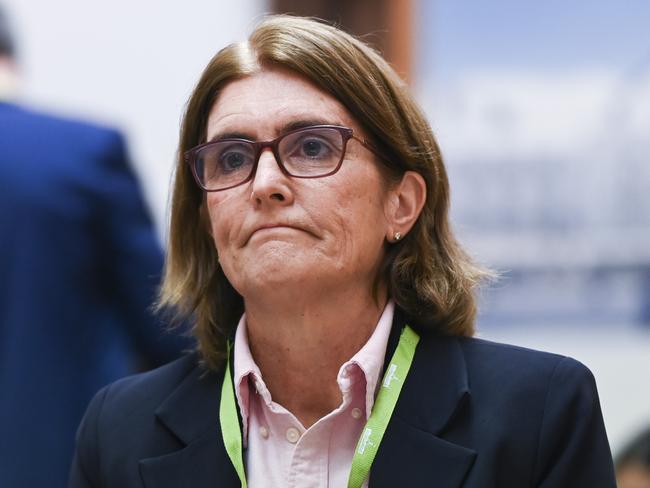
[204,196,246,290]
[346,172,390,227]
[324,175,389,255]
[204,194,237,252]
[204,198,221,242]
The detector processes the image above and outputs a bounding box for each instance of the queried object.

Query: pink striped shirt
[233,301,395,488]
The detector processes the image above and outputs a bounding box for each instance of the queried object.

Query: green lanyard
[219,324,420,488]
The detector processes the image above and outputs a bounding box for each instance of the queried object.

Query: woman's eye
[300,139,330,159]
[219,149,250,172]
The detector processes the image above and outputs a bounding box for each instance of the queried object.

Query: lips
[245,223,311,244]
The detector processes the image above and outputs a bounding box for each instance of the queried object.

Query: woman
[69,15,616,488]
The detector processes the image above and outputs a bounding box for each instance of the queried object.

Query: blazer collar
[370,312,477,487]
[138,357,240,488]
[139,312,476,488]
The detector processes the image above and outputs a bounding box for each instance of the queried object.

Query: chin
[241,262,334,296]
[224,244,343,294]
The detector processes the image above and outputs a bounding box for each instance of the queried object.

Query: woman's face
[203,68,397,302]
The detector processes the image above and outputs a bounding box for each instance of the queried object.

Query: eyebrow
[280,118,333,133]
[208,118,340,143]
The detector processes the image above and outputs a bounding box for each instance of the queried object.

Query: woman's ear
[385,171,427,240]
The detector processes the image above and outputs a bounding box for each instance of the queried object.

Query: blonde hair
[160,15,490,370]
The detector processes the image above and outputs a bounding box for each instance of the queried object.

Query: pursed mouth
[245,225,311,245]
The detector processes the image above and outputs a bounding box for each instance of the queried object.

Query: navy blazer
[69,311,616,487]
[0,102,186,488]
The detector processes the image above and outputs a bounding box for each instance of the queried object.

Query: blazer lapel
[371,322,477,487]
[138,363,240,488]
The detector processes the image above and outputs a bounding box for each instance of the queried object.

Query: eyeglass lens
[194,127,346,191]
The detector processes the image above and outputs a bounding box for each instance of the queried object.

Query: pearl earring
[394,232,402,241]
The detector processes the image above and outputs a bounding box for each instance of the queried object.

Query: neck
[244,288,386,428]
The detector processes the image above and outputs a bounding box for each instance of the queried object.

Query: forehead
[205,68,358,141]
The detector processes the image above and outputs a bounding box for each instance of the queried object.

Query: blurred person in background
[0,5,186,487]
[70,16,614,487]
[616,427,650,488]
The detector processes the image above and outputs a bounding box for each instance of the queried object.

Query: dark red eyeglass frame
[184,124,386,192]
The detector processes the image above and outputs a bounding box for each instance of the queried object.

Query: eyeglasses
[185,125,382,192]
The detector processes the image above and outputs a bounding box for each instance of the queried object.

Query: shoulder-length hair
[160,15,490,371]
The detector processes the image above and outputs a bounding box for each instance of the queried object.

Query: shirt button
[285,427,300,444]
[259,426,269,439]
[351,407,363,420]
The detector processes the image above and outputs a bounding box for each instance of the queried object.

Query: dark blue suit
[69,310,616,487]
[0,102,186,488]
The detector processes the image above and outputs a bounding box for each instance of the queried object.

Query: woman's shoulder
[80,353,215,438]
[414,329,598,407]
[447,334,599,408]
[100,353,202,406]
[71,353,221,486]
[455,334,592,378]
[444,335,613,485]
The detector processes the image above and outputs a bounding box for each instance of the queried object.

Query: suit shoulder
[73,354,216,484]
[95,354,200,414]
[459,335,581,367]
[453,335,594,394]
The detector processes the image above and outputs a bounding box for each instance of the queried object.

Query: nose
[249,148,294,206]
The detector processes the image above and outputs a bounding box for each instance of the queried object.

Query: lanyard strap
[220,325,420,488]
[220,341,247,488]
[347,324,419,488]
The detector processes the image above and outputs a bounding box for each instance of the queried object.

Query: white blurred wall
[3,0,267,237]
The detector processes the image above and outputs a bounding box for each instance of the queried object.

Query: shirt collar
[337,300,395,419]
[233,300,396,440]
[232,313,260,443]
